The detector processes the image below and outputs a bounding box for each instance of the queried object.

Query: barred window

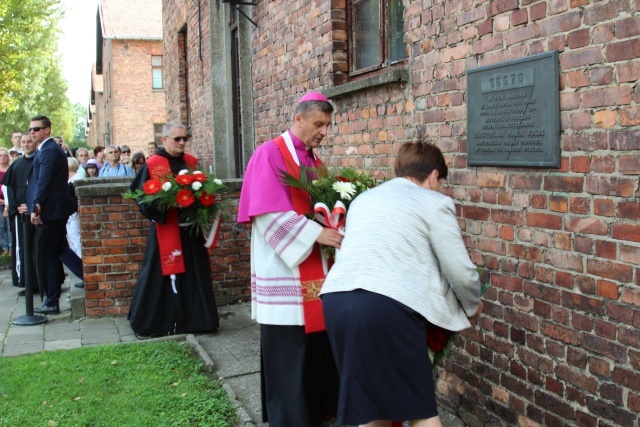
[349,0,405,76]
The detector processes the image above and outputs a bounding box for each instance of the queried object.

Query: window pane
[387,0,405,64]
[154,123,164,146]
[152,68,163,89]
[151,55,162,66]
[353,0,380,71]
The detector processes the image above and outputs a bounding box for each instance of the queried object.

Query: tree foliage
[0,0,75,145]
[72,102,88,146]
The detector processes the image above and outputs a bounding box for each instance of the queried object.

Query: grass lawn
[0,254,10,269]
[0,340,237,426]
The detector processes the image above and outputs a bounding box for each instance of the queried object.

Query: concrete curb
[186,334,215,371]
[186,334,256,426]
[223,382,256,427]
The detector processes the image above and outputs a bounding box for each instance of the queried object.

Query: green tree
[0,0,75,144]
[72,102,88,146]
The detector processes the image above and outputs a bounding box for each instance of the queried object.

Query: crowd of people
[4,119,220,343]
[2,118,160,309]
[1,116,85,314]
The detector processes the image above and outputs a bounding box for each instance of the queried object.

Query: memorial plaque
[467,51,560,167]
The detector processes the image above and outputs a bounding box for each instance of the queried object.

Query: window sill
[324,67,409,100]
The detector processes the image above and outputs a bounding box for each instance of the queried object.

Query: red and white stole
[274,133,326,334]
[146,154,198,291]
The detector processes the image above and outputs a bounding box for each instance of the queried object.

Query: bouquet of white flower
[280,165,377,230]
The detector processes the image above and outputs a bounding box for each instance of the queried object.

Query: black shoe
[74,282,84,288]
[34,304,60,315]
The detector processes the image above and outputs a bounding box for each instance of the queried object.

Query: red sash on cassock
[274,135,326,334]
[146,154,198,279]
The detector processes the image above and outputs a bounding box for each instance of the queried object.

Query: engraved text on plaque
[467,51,560,167]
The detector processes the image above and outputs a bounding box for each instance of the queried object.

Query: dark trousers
[260,324,339,427]
[9,215,20,287]
[10,215,41,293]
[42,218,83,307]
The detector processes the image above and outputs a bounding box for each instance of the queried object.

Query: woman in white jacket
[320,141,483,427]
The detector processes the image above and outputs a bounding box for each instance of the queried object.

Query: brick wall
[75,177,250,317]
[162,0,215,170]
[87,65,105,148]
[251,0,640,425]
[110,39,167,154]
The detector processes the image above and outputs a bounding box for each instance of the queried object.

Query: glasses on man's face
[121,150,131,154]
[168,136,189,142]
[29,126,45,132]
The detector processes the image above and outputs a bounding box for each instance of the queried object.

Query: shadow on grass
[0,340,237,426]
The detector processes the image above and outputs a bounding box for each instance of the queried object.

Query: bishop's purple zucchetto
[297,91,329,103]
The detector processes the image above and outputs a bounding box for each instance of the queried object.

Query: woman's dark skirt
[322,289,438,425]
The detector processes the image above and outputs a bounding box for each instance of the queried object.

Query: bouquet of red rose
[123,169,226,244]
[280,165,377,230]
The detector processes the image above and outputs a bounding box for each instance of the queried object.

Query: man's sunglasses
[168,136,190,142]
[29,126,46,132]
[122,150,131,154]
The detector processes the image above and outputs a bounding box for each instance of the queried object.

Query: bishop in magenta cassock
[237,92,343,427]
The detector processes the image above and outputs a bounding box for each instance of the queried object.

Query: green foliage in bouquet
[280,164,377,212]
[123,169,227,233]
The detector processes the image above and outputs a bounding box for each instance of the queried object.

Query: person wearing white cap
[237,92,343,426]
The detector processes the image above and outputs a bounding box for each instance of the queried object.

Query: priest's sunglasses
[166,136,190,142]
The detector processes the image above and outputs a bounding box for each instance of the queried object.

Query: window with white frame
[152,55,164,89]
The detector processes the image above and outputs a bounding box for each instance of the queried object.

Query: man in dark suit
[27,115,83,314]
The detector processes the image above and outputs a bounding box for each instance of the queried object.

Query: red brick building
[87,0,166,153]
[157,0,640,425]
[87,64,104,148]
[161,0,255,178]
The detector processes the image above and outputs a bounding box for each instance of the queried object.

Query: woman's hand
[468,301,484,325]
[317,227,343,249]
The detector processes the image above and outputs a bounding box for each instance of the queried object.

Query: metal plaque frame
[467,51,560,168]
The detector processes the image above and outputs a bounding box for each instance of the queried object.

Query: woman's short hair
[394,141,448,182]
[130,150,146,167]
[67,157,80,172]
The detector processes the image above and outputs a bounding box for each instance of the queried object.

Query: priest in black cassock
[128,122,219,339]
[2,133,39,289]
